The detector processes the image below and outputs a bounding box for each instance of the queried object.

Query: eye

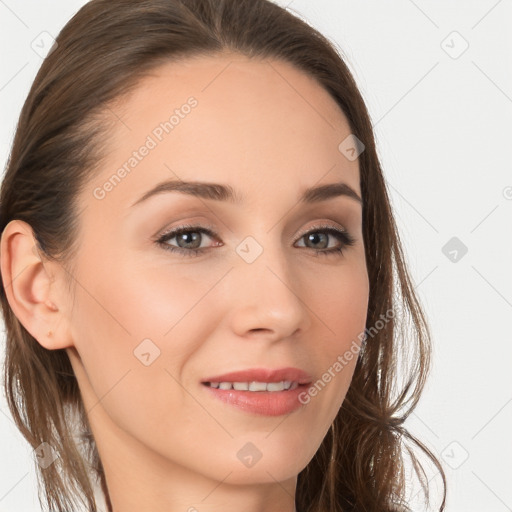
[155,223,356,258]
[156,223,219,257]
[294,224,356,257]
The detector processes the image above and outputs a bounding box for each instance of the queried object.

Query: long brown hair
[0,1,446,511]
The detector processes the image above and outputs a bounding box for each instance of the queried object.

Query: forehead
[84,52,360,212]
[114,51,351,135]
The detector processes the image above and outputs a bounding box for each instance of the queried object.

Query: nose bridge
[228,232,311,338]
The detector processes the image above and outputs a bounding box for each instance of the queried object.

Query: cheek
[67,250,227,418]
[299,261,369,407]
[308,257,369,346]
[72,251,218,346]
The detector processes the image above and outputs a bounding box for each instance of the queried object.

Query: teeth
[206,380,298,392]
[250,381,268,392]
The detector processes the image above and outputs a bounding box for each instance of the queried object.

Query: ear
[0,219,73,350]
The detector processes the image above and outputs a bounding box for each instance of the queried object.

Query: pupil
[308,232,327,249]
[178,232,200,249]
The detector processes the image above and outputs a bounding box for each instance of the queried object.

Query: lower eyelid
[157,224,354,253]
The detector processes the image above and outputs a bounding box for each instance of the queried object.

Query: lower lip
[202,383,310,416]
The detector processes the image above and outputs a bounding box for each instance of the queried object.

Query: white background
[1,1,511,511]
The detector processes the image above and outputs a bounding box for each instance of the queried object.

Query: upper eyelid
[157,222,353,245]
[157,223,216,241]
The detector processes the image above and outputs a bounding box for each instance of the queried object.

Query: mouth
[200,366,312,388]
[202,380,305,392]
[200,367,313,416]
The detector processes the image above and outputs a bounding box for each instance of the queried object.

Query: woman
[0,0,446,511]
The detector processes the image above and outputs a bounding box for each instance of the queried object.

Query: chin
[198,441,314,485]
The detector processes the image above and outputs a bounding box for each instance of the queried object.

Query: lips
[201,367,312,385]
[201,366,313,416]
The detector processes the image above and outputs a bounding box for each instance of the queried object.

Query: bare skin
[1,52,369,512]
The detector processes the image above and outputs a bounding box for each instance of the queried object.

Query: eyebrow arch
[130,179,362,207]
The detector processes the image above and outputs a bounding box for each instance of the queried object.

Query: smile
[203,380,300,392]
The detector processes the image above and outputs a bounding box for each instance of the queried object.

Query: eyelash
[155,223,356,258]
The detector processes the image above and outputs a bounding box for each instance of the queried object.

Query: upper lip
[201,367,312,385]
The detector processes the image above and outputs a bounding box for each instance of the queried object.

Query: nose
[227,241,312,342]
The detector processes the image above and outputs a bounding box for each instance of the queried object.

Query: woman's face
[63,53,368,505]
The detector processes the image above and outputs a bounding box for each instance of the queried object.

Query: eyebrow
[130,179,362,207]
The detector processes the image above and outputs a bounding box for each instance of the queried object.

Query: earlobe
[0,219,73,350]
